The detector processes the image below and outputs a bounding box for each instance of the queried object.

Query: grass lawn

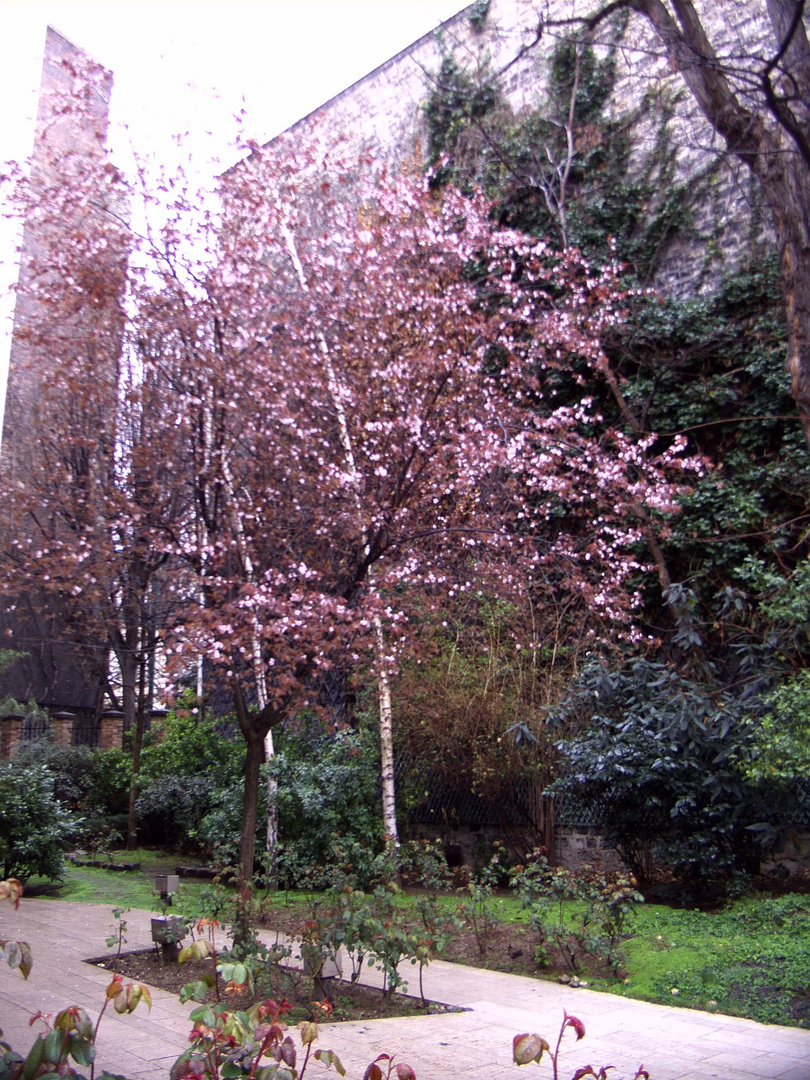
[30,853,810,1028]
[27,849,214,910]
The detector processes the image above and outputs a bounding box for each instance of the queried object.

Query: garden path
[1,900,808,1080]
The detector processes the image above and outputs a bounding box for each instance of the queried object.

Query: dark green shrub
[546,660,783,884]
[12,742,94,810]
[135,774,219,847]
[12,742,131,817]
[132,705,245,851]
[194,777,261,870]
[86,749,132,816]
[271,727,383,884]
[192,726,383,882]
[0,763,76,881]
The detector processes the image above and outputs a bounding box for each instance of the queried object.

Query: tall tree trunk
[239,730,264,884]
[233,682,282,886]
[231,723,263,949]
[763,163,810,446]
[116,629,139,849]
[263,728,279,887]
[218,438,280,887]
[614,0,810,449]
[126,648,147,851]
[375,618,398,843]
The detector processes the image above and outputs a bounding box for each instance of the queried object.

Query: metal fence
[72,721,99,748]
[789,779,810,829]
[16,715,98,747]
[396,755,555,859]
[21,715,48,741]
[553,782,810,830]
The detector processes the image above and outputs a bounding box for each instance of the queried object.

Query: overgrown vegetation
[28,846,809,1031]
[419,24,810,869]
[6,702,385,889]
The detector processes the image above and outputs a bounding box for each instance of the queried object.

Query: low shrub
[271,726,383,886]
[196,725,384,883]
[0,762,77,881]
[135,774,220,848]
[140,705,244,788]
[12,742,132,818]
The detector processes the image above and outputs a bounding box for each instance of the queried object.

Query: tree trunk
[118,643,139,849]
[233,682,283,886]
[126,649,147,851]
[375,618,398,843]
[263,728,279,888]
[762,163,810,447]
[239,730,264,884]
[618,0,810,449]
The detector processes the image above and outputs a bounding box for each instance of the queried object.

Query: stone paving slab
[2,899,809,1080]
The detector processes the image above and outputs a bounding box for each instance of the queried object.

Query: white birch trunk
[282,223,401,845]
[375,619,398,842]
[263,728,279,886]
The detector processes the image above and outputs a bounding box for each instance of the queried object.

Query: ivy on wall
[422,28,810,688]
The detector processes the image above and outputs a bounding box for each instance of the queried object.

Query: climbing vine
[422,25,810,689]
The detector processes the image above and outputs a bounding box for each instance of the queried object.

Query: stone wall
[762,832,810,879]
[269,0,781,297]
[1,26,114,485]
[556,824,625,873]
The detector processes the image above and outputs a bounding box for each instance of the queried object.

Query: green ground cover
[28,850,211,910]
[600,894,810,1026]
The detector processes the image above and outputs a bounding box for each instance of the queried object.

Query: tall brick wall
[2,26,114,485]
[0,27,120,718]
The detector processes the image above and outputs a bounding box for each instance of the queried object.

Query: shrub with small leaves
[0,763,77,882]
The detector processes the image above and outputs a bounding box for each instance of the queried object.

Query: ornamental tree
[138,136,700,878]
[0,54,178,789]
[3,89,700,882]
[0,45,196,851]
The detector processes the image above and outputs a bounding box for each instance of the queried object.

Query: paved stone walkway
[2,899,809,1080]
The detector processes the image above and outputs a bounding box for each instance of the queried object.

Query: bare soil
[89,946,456,1024]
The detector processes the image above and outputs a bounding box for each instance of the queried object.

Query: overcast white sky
[0,0,468,431]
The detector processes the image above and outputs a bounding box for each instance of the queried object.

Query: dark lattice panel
[789,779,810,829]
[395,756,554,846]
[555,784,810,830]
[406,782,504,827]
[553,793,605,828]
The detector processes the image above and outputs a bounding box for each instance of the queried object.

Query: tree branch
[763,0,810,167]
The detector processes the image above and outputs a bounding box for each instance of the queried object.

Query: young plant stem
[90,997,111,1080]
